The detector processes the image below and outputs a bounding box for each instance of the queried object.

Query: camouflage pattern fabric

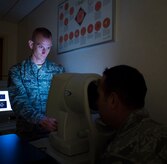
[8,56,65,140]
[100,111,167,164]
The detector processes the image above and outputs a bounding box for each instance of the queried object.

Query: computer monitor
[0,90,14,124]
[0,91,12,112]
[46,73,112,163]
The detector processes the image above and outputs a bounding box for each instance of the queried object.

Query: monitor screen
[0,91,12,112]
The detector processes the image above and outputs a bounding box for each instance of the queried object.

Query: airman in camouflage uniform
[8,27,65,141]
[97,65,167,163]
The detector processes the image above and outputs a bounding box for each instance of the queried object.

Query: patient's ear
[28,40,34,49]
[108,92,119,110]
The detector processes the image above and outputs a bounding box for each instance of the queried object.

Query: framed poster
[57,0,114,54]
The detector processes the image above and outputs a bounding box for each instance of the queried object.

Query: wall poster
[57,0,113,54]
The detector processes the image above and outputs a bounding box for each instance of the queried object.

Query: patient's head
[97,65,147,128]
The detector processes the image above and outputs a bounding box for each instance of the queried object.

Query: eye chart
[57,0,114,54]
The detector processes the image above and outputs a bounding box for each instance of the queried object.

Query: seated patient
[97,65,167,163]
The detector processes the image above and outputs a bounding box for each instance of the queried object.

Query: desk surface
[0,133,59,164]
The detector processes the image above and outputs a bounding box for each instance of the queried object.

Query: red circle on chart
[69,32,74,40]
[75,29,80,38]
[59,36,63,43]
[95,1,102,11]
[64,18,68,25]
[64,34,68,42]
[81,27,86,36]
[76,10,85,24]
[95,21,101,31]
[64,3,69,10]
[59,13,64,20]
[103,17,110,28]
[69,7,74,15]
[87,24,94,33]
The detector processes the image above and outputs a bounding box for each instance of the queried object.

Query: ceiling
[0,0,45,23]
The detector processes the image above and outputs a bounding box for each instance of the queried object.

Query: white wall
[18,0,60,62]
[0,21,18,79]
[18,0,167,124]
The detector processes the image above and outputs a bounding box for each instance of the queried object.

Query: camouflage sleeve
[8,65,45,124]
[99,118,167,163]
[54,63,65,74]
[59,65,65,73]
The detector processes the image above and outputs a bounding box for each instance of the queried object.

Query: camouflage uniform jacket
[101,111,167,164]
[8,57,65,139]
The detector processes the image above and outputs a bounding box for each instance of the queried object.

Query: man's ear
[28,40,34,49]
[108,92,119,109]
